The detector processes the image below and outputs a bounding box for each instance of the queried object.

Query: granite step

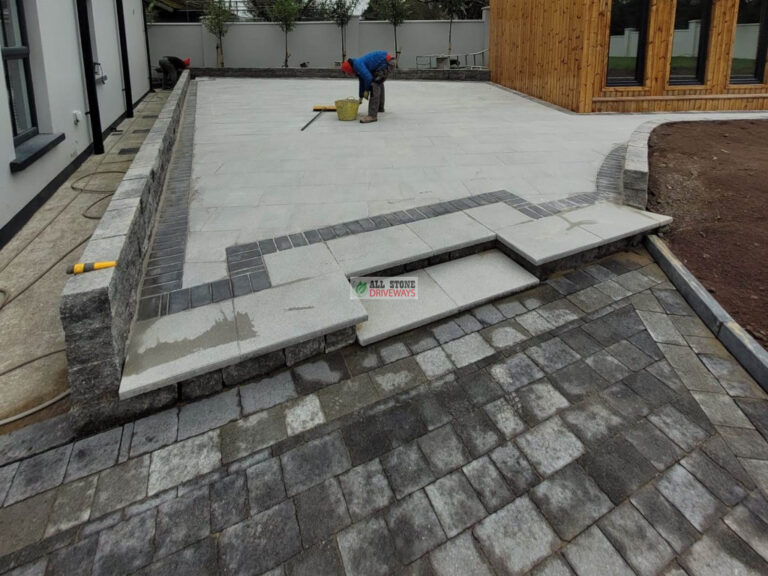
[119,271,367,399]
[356,250,539,345]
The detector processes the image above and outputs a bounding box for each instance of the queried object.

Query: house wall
[489,0,589,111]
[490,0,768,113]
[146,14,489,72]
[0,0,150,237]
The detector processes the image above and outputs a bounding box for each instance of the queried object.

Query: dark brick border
[190,67,491,82]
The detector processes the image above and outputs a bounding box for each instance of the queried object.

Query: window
[1,0,37,146]
[731,0,768,83]
[607,0,651,86]
[670,0,713,84]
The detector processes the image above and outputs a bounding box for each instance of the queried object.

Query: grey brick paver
[526,338,580,373]
[92,509,156,576]
[453,410,502,457]
[680,523,768,576]
[154,486,210,559]
[47,536,98,576]
[240,371,296,415]
[5,444,72,505]
[210,472,248,532]
[425,471,487,537]
[681,450,747,506]
[517,416,585,477]
[723,504,768,563]
[281,431,351,496]
[458,371,504,406]
[656,464,727,532]
[430,532,494,576]
[442,333,495,368]
[91,455,150,518]
[417,425,469,476]
[623,419,685,471]
[531,463,613,540]
[648,405,708,452]
[378,341,410,364]
[599,502,675,576]
[561,399,625,445]
[601,382,651,420]
[219,501,301,576]
[690,391,753,428]
[531,554,575,576]
[455,313,483,334]
[489,353,545,393]
[45,476,97,537]
[381,442,435,499]
[177,388,240,440]
[474,496,560,576]
[481,319,529,350]
[287,539,344,576]
[472,303,505,326]
[294,478,351,548]
[630,485,699,554]
[489,441,538,495]
[607,340,654,371]
[550,361,606,401]
[537,299,582,327]
[336,515,400,576]
[130,409,178,457]
[147,430,220,495]
[339,459,394,521]
[584,350,631,384]
[463,456,514,512]
[0,461,18,504]
[415,347,454,380]
[384,489,446,563]
[246,457,285,514]
[563,525,634,576]
[517,380,571,424]
[484,398,526,439]
[64,428,121,482]
[517,310,556,336]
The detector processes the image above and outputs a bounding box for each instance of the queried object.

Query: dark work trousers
[369,62,394,118]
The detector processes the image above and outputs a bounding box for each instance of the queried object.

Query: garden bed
[648,119,768,345]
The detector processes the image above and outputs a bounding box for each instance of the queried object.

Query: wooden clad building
[490,0,768,113]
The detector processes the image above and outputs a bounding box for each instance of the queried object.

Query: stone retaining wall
[60,71,191,432]
[189,67,491,82]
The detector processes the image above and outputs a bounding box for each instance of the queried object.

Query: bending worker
[341,51,395,124]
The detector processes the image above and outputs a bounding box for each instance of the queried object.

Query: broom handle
[301,111,323,132]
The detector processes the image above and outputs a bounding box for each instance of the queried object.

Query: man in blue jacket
[341,51,395,124]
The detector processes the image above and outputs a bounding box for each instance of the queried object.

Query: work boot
[360,115,377,124]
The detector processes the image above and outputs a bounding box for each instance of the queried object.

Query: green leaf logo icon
[355,281,367,295]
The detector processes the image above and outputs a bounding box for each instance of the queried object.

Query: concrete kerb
[645,234,768,389]
[59,70,191,432]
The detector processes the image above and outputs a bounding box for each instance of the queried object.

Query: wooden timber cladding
[490,0,768,113]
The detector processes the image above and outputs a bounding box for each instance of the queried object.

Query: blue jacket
[351,51,390,98]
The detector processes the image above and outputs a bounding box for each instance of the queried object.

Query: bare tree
[271,0,302,67]
[327,0,359,63]
[202,0,233,67]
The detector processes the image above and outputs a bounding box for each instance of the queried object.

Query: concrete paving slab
[407,212,494,252]
[235,272,367,357]
[562,203,671,242]
[465,202,532,231]
[120,301,239,398]
[497,216,603,266]
[264,243,342,286]
[425,250,539,311]
[327,225,432,276]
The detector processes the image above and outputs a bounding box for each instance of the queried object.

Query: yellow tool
[312,105,337,111]
[67,261,117,275]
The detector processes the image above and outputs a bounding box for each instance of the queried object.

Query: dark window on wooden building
[731,0,768,83]
[607,0,651,86]
[670,0,713,84]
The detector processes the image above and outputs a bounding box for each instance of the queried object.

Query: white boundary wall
[1,0,150,234]
[147,10,490,72]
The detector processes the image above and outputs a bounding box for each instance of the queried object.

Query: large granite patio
[2,249,768,575]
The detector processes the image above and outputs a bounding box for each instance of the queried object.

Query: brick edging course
[645,234,768,389]
[59,71,192,432]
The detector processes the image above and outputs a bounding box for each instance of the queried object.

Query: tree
[247,0,327,21]
[327,0,358,62]
[363,0,439,20]
[271,0,302,67]
[366,0,410,64]
[202,0,232,67]
[435,0,465,54]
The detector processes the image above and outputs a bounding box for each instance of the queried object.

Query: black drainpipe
[76,0,104,154]
[141,1,154,92]
[115,0,134,118]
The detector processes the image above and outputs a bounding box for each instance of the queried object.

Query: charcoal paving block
[580,435,656,504]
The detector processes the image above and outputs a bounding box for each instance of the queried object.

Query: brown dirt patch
[648,119,768,345]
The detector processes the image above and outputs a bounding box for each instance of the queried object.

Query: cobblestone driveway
[2,249,768,576]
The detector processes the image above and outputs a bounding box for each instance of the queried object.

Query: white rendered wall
[0,0,150,233]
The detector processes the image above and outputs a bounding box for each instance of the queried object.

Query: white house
[0,0,150,247]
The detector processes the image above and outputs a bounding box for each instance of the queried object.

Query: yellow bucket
[335,98,361,121]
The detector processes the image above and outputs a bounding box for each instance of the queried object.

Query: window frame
[668,0,714,86]
[606,0,652,87]
[730,0,768,84]
[1,0,38,146]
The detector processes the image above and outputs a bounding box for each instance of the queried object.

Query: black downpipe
[141,1,155,92]
[115,0,134,118]
[76,0,104,154]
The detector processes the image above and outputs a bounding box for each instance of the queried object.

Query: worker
[341,51,395,124]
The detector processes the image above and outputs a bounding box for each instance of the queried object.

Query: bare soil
[648,119,768,345]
